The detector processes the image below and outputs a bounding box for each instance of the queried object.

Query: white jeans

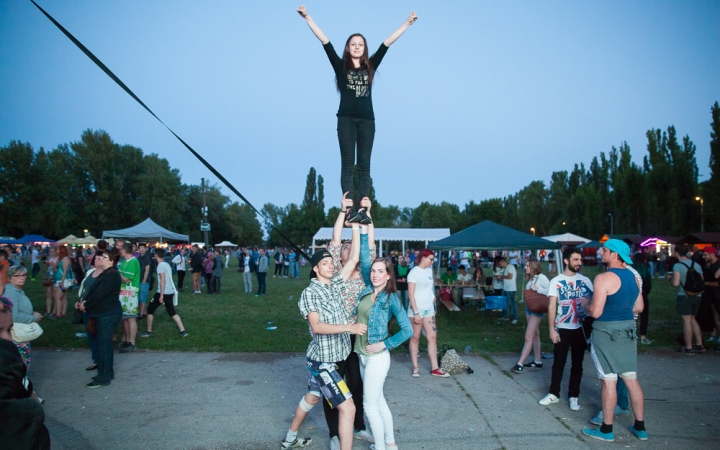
[359,351,394,449]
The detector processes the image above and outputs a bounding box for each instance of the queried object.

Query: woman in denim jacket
[352,216,412,450]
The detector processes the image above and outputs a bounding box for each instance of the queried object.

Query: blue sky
[1,0,718,212]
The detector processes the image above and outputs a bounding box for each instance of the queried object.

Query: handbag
[438,344,471,375]
[11,322,44,342]
[42,278,54,287]
[85,317,97,334]
[524,289,550,314]
[71,307,84,325]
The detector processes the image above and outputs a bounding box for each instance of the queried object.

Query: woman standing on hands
[297,5,417,223]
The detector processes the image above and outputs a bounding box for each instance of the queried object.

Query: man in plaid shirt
[281,227,367,450]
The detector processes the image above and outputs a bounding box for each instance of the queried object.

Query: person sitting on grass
[139,248,188,339]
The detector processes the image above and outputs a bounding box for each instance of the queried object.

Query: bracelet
[413,312,419,315]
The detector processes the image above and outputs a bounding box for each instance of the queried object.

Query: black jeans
[337,116,375,203]
[639,292,649,336]
[211,275,221,294]
[92,311,122,384]
[323,335,366,438]
[549,327,586,398]
[256,272,266,295]
[32,263,41,279]
[205,273,213,293]
[274,264,283,276]
[177,270,186,290]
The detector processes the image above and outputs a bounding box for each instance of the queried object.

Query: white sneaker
[569,397,580,411]
[354,429,374,443]
[329,436,340,450]
[538,393,559,406]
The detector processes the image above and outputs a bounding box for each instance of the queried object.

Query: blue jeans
[91,310,122,383]
[502,290,518,321]
[139,282,150,304]
[82,311,98,364]
[290,261,300,278]
[256,272,266,295]
[397,290,409,311]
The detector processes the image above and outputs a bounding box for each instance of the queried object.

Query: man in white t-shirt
[497,258,519,323]
[539,248,593,412]
[31,245,41,280]
[407,249,449,378]
[139,248,188,339]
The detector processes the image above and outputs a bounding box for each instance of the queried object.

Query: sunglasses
[11,274,28,278]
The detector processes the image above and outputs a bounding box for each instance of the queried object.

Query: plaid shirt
[298,274,351,362]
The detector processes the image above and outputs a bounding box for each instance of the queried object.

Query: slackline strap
[30,0,309,260]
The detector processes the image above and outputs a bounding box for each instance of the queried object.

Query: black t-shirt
[704,260,720,299]
[323,42,388,120]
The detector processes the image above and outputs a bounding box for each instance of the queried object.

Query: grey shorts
[677,295,701,316]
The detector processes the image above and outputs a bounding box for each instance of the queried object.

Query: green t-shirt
[440,273,457,284]
[120,257,141,289]
[354,294,374,356]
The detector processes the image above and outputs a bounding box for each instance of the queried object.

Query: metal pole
[608,213,614,235]
[701,198,705,233]
[202,178,209,249]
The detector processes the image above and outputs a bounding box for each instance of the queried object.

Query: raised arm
[332,192,353,247]
[360,197,375,245]
[383,12,418,47]
[339,227,360,282]
[359,228,372,286]
[297,5,329,44]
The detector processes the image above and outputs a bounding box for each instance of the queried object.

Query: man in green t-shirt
[118,243,140,353]
[440,267,457,285]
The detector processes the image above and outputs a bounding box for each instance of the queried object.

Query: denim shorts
[677,295,700,316]
[306,359,351,409]
[407,305,436,319]
[526,307,544,318]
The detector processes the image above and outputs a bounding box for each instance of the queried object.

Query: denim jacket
[352,233,412,351]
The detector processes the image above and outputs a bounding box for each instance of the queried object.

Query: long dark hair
[372,257,397,295]
[337,33,375,91]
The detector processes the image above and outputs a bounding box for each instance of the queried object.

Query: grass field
[19,259,695,355]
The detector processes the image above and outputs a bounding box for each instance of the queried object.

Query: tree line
[1,102,717,247]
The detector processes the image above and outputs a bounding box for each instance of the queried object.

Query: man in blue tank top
[582,239,648,443]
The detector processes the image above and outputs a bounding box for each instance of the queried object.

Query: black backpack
[681,262,705,296]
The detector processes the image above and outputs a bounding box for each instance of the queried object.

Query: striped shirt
[298,275,351,362]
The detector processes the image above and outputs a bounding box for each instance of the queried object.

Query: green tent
[428,220,561,251]
[578,240,603,249]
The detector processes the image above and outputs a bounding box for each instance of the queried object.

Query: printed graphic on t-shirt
[346,70,370,97]
[549,275,593,328]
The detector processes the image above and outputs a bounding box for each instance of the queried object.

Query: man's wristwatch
[413,311,419,316]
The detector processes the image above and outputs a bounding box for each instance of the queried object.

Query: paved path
[31,347,719,450]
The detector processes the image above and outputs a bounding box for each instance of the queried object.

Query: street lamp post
[530,227,536,236]
[696,197,704,232]
[608,213,614,235]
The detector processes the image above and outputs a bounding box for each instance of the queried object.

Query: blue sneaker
[629,425,648,441]
[582,427,615,442]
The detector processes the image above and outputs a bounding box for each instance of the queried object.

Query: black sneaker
[180,330,189,338]
[524,361,543,369]
[139,331,153,338]
[119,344,136,353]
[679,346,695,355]
[512,364,523,373]
[346,207,362,223]
[117,341,128,349]
[693,344,707,353]
[281,437,312,448]
[86,380,110,389]
[357,209,373,225]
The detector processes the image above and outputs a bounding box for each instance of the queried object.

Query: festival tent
[312,228,451,256]
[578,240,603,249]
[74,235,99,245]
[57,235,78,244]
[11,235,57,244]
[428,220,561,251]
[215,241,237,247]
[542,232,590,246]
[102,218,189,243]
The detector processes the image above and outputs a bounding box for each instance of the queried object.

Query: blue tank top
[596,268,638,322]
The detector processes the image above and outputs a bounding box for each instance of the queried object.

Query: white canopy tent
[542,232,591,246]
[215,241,237,247]
[103,218,189,243]
[311,228,451,256]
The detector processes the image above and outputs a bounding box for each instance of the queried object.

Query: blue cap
[603,239,632,264]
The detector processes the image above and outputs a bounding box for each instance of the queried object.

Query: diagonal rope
[30,0,309,259]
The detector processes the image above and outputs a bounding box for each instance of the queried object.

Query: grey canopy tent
[102,218,189,243]
[578,240,603,249]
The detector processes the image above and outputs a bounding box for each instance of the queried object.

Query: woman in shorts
[512,259,550,373]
